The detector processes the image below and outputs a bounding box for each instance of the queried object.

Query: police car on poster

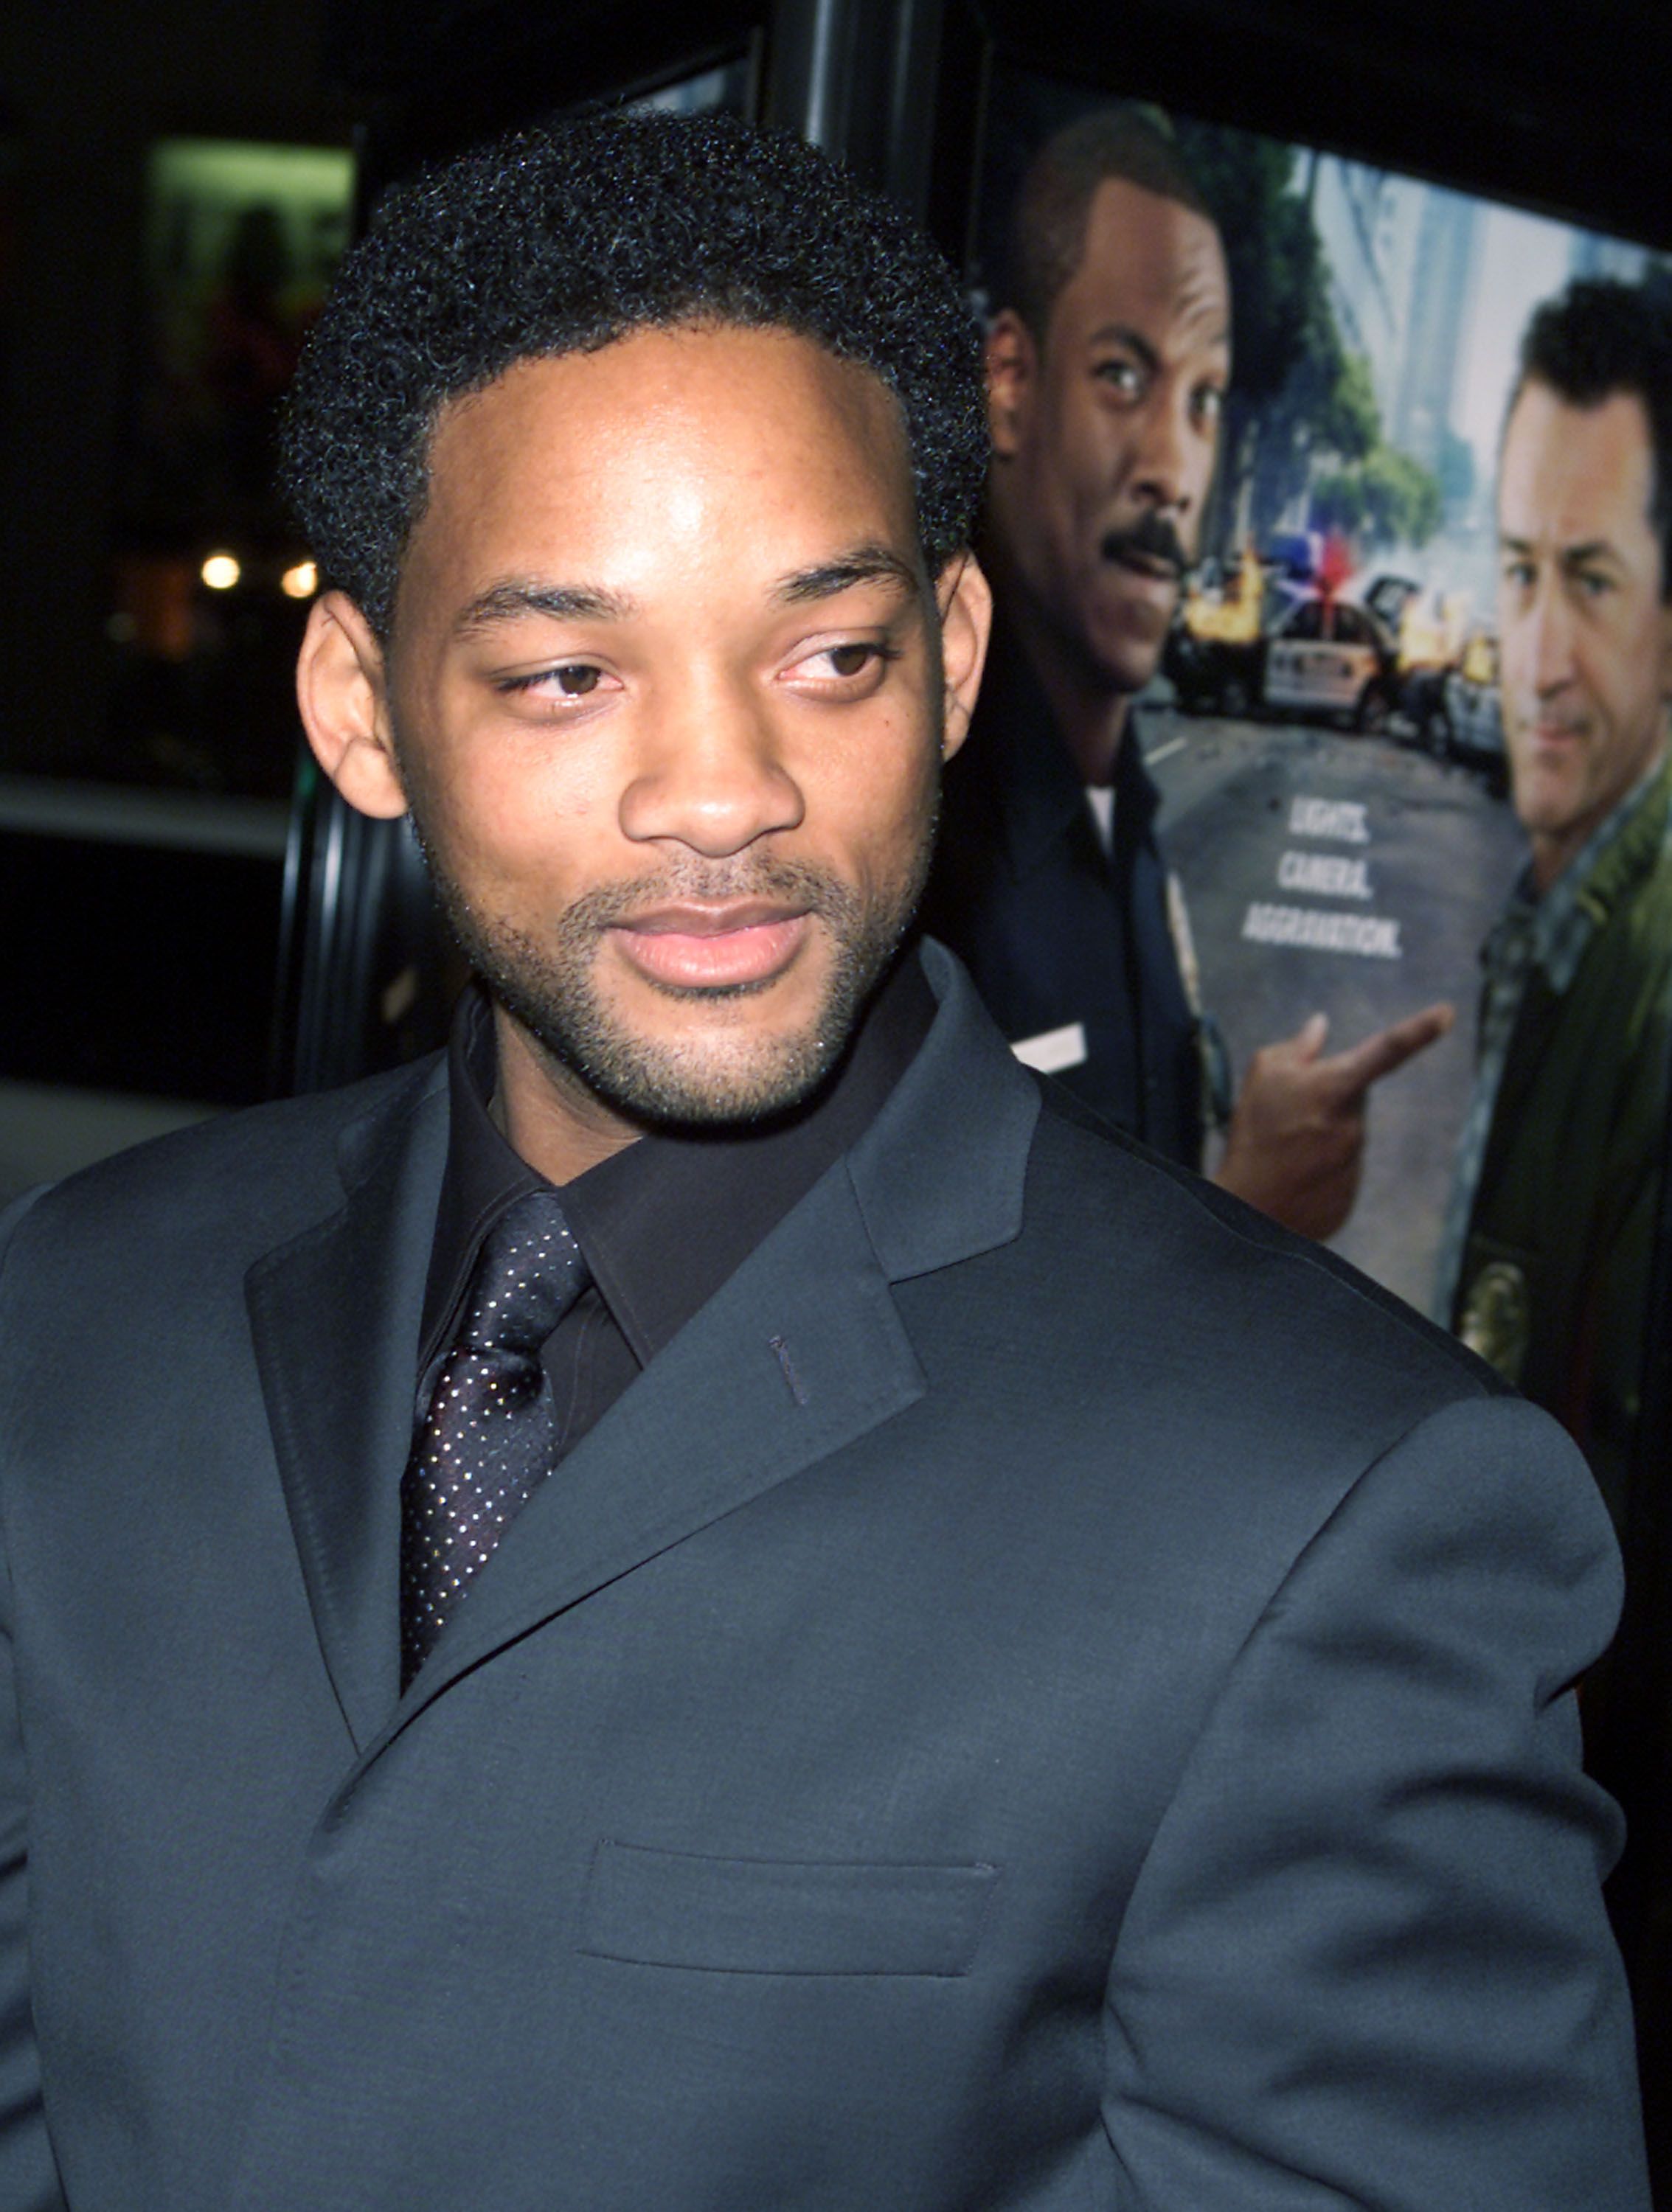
[1261,593,1399,731]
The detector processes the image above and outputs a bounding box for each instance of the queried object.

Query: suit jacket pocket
[578,1840,999,1977]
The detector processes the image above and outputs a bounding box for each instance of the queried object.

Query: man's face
[342,325,985,1134]
[987,175,1230,695]
[1498,378,1672,887]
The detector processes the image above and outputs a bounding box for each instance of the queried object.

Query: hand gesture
[1214,1002,1454,1242]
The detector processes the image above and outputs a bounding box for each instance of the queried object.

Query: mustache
[1099,513,1190,578]
[557,855,861,936]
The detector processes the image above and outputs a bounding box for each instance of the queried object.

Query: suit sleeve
[1100,1391,1649,2211]
[0,1191,68,2211]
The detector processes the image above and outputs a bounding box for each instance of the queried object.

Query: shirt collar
[422,953,936,1368]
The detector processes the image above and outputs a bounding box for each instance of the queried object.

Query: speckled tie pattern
[399,1189,589,1686]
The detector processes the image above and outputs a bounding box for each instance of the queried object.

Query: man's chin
[1084,637,1167,700]
[493,943,864,1130]
[1508,763,1582,841]
[529,1012,850,1130]
[1076,597,1172,697]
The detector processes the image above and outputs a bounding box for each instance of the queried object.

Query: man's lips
[1095,546,1185,613]
[606,902,813,989]
[1519,718,1587,751]
[1104,546,1182,582]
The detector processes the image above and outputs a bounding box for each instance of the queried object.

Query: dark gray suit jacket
[0,946,1647,2210]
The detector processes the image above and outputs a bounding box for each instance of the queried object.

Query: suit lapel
[381,1161,923,1736]
[243,952,1038,1764]
[371,949,1041,1750]
[246,1062,450,1749]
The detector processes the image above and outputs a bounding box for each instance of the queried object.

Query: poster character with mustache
[921,107,1451,1240]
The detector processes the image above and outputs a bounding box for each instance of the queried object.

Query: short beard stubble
[406,808,937,1132]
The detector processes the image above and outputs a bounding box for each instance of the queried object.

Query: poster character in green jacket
[1440,278,1672,1523]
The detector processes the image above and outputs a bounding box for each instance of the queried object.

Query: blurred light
[280,560,318,600]
[201,552,241,591]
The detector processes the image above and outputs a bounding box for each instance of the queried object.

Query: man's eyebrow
[1085,323,1160,375]
[1084,320,1231,365]
[1499,535,1624,568]
[453,580,638,638]
[773,546,922,607]
[1559,539,1624,568]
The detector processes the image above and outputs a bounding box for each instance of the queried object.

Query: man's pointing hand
[1213,1001,1455,1242]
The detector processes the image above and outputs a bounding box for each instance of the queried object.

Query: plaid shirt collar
[1488,745,1672,998]
[1435,741,1672,1328]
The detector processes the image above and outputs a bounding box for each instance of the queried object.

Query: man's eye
[791,639,898,684]
[1501,561,1535,591]
[1193,386,1226,425]
[1574,570,1614,599]
[1093,358,1143,398]
[499,662,606,698]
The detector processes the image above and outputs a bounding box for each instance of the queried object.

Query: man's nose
[617,684,805,857]
[1129,386,1201,515]
[1522,580,1578,700]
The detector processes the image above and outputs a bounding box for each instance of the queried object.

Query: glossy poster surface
[960,68,1672,1518]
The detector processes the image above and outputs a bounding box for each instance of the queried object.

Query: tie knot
[460,1189,588,1356]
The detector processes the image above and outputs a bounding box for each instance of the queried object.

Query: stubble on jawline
[410,827,935,1131]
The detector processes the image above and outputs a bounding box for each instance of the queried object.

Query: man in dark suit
[921,109,1453,1239]
[0,110,1647,2211]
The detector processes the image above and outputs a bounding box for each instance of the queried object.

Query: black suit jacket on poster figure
[0,945,1647,2211]
[919,621,1204,1163]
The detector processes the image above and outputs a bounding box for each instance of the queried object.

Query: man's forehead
[417,324,916,535]
[431,319,905,440]
[403,322,926,609]
[1056,175,1230,341]
[1499,380,1657,546]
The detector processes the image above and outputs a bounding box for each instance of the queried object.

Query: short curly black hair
[280,108,988,638]
[1512,277,1672,600]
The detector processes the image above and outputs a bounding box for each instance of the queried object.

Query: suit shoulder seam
[1029,1089,1502,1398]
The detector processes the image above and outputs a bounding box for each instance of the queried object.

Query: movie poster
[968,68,1672,1511]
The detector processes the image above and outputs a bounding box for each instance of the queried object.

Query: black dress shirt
[415,956,935,1450]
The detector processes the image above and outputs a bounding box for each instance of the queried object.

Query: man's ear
[295,591,410,821]
[985,310,1037,462]
[935,552,993,765]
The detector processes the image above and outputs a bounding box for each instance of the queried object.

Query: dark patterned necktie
[400,1189,589,1686]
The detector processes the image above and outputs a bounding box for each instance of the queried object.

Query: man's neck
[1528,736,1670,895]
[490,1007,643,1185]
[1529,835,1578,898]
[991,560,1134,787]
